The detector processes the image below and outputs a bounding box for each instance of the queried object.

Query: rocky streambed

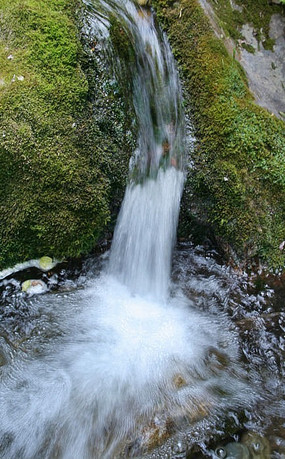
[0,243,284,458]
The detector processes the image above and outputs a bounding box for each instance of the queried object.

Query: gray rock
[234,14,285,119]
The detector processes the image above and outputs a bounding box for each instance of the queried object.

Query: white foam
[109,168,184,300]
[0,275,251,458]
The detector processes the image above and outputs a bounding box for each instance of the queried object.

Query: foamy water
[0,274,254,458]
[109,168,184,300]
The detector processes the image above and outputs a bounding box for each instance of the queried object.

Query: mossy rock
[0,0,135,269]
[153,0,285,269]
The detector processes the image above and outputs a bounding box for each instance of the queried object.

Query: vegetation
[153,0,285,268]
[205,0,284,51]
[0,0,134,269]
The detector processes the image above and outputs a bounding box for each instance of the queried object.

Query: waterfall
[109,168,184,299]
[0,2,255,458]
[106,0,185,300]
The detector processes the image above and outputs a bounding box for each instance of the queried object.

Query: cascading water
[104,0,185,298]
[0,1,257,458]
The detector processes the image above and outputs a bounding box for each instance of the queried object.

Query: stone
[241,432,270,458]
[22,279,32,292]
[22,279,47,294]
[136,0,151,6]
[39,256,53,271]
[172,373,187,388]
[139,417,173,452]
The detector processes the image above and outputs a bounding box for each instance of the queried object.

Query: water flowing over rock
[109,167,184,300]
[105,0,185,300]
[0,1,258,458]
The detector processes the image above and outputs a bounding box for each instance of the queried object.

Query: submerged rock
[214,433,271,459]
[0,351,7,367]
[241,432,270,459]
[215,443,250,459]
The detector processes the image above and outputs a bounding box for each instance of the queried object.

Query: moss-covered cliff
[153,0,285,269]
[1,0,284,271]
[0,0,134,269]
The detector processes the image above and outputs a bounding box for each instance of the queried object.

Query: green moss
[153,0,285,269]
[0,0,134,269]
[205,0,282,50]
[241,43,255,54]
[109,15,135,65]
[262,37,276,51]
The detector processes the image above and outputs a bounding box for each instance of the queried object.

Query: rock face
[198,0,285,119]
[238,14,285,118]
[154,0,285,270]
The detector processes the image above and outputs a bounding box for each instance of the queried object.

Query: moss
[262,37,276,51]
[241,43,255,54]
[153,0,285,269]
[0,0,135,269]
[109,15,136,65]
[205,0,282,50]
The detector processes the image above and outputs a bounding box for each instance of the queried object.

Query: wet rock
[140,417,174,451]
[21,279,47,295]
[241,432,270,458]
[0,350,7,367]
[127,396,211,455]
[126,415,174,455]
[206,347,230,372]
[238,15,285,119]
[136,0,151,6]
[173,374,187,388]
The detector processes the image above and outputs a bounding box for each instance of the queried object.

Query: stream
[0,0,284,457]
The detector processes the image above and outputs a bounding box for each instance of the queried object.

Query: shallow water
[1,244,284,458]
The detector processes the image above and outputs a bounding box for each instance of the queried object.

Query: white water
[0,1,255,458]
[0,275,252,458]
[109,168,184,300]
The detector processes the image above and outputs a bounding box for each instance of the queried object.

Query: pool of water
[0,243,284,458]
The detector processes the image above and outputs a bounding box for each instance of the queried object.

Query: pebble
[22,279,47,295]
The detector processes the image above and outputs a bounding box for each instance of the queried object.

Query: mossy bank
[0,0,135,269]
[153,0,285,270]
